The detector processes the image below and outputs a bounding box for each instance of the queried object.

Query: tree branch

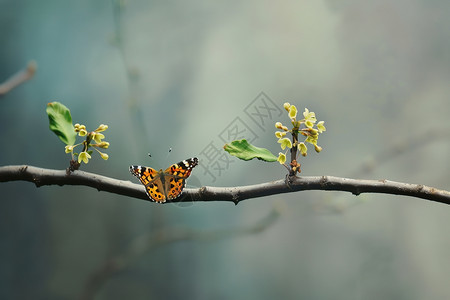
[1,165,449,205]
[0,61,37,96]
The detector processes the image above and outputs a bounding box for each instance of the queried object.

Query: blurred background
[1,0,450,299]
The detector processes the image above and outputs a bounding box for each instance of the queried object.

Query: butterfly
[129,157,198,203]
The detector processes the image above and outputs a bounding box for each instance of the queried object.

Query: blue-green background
[1,0,450,299]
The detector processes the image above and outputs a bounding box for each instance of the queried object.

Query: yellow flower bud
[299,142,307,156]
[305,135,317,146]
[78,129,87,136]
[277,153,286,164]
[278,138,292,150]
[289,105,297,120]
[98,141,110,149]
[275,131,286,138]
[317,121,326,133]
[65,145,74,153]
[78,151,91,164]
[95,124,108,132]
[93,132,105,143]
[305,120,314,129]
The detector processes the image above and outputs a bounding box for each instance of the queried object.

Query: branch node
[33,176,43,187]
[19,165,28,173]
[67,160,81,175]
[352,189,361,196]
[319,176,328,187]
[285,174,295,189]
[232,192,240,205]
[198,186,207,200]
[416,184,424,193]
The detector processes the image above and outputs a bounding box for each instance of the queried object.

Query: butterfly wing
[129,165,167,203]
[163,157,198,200]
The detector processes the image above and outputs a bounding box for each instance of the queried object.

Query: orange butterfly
[130,157,198,203]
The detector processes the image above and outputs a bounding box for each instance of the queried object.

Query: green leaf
[223,139,278,162]
[46,102,76,145]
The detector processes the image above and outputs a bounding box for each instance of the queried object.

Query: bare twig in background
[79,206,282,300]
[1,165,449,205]
[0,61,37,96]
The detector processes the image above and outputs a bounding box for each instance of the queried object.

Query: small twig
[79,206,281,300]
[1,165,449,205]
[0,61,37,96]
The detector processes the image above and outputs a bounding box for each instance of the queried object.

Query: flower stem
[289,130,299,176]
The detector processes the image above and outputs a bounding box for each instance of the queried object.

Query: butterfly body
[130,157,198,203]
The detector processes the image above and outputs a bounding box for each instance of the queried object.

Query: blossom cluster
[275,103,326,165]
[65,124,110,164]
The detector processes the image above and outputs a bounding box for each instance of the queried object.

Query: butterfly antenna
[163,147,172,166]
[147,152,153,163]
